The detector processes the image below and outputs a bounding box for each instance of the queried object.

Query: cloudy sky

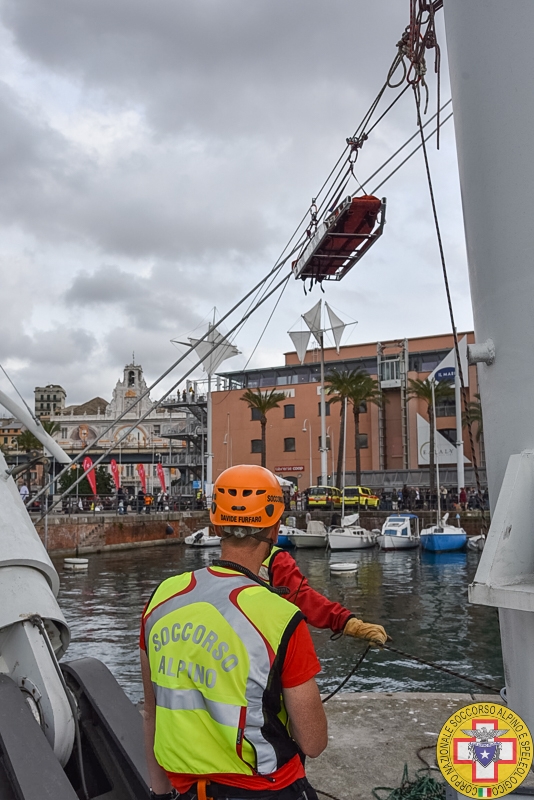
[0,1,472,409]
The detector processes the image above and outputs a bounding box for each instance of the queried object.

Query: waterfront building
[211,332,484,490]
[0,417,23,450]
[34,384,66,418]
[50,362,203,496]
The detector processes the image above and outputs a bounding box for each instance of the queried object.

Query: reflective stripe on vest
[153,685,242,728]
[259,545,282,583]
[144,567,301,776]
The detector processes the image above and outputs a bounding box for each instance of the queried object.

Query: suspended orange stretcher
[292,195,386,282]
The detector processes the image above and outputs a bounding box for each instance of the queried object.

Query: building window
[153,425,161,436]
[251,408,262,421]
[3,437,7,444]
[358,434,368,449]
[284,404,295,419]
[61,427,68,439]
[439,429,457,445]
[46,394,50,400]
[436,399,456,417]
[128,370,135,387]
[47,403,50,409]
[126,465,134,477]
[318,401,331,416]
[53,395,56,401]
[284,437,296,452]
[251,439,263,453]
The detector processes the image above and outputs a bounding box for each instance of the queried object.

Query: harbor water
[55,544,503,705]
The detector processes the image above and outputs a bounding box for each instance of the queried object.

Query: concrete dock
[307,692,520,800]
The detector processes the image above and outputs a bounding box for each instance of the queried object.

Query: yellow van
[307,486,342,510]
[343,486,380,509]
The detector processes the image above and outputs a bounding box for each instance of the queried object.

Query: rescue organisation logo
[437,703,533,797]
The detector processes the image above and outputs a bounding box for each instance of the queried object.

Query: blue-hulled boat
[276,524,297,547]
[420,515,467,553]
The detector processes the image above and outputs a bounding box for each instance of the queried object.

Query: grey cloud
[1,2,409,137]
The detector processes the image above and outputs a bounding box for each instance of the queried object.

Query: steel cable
[412,86,487,529]
[35,274,291,521]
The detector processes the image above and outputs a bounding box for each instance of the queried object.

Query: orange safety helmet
[211,464,285,537]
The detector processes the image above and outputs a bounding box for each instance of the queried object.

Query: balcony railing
[161,422,207,437]
[162,453,204,466]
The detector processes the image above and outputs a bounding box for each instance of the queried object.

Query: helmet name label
[267,495,284,504]
[220,513,263,524]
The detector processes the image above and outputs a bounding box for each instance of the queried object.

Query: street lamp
[302,419,313,488]
[327,425,335,485]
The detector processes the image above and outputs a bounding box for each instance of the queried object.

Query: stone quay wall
[34,511,211,555]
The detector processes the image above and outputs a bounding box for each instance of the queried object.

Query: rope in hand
[321,644,371,703]
[321,640,500,704]
[383,643,500,694]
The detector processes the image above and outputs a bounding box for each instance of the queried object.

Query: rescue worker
[140,464,327,800]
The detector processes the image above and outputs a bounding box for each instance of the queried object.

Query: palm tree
[240,388,286,467]
[463,393,483,441]
[347,372,382,486]
[325,369,354,488]
[327,369,382,487]
[17,420,61,494]
[17,420,60,453]
[408,378,454,499]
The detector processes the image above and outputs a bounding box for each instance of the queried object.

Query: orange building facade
[211,332,481,489]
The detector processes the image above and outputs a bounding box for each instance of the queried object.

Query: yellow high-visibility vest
[143,565,303,776]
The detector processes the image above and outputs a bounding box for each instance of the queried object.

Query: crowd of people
[377,484,489,512]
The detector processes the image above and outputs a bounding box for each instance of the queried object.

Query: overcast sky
[0,1,472,410]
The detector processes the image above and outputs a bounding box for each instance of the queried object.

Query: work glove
[343,617,388,647]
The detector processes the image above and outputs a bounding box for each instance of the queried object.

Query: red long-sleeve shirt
[265,548,354,633]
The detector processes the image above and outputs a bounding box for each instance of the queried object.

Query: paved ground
[306,693,500,800]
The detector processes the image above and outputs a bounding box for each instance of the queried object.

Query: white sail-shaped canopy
[189,327,240,376]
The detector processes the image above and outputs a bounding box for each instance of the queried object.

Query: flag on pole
[156,463,166,493]
[82,456,97,496]
[136,463,147,493]
[110,459,121,490]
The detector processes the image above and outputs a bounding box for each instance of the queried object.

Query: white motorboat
[287,520,327,549]
[377,514,420,550]
[328,525,377,550]
[184,527,221,547]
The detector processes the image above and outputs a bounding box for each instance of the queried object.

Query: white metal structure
[377,514,420,551]
[443,0,534,742]
[0,395,74,765]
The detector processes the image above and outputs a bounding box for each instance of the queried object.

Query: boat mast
[319,325,328,486]
[432,379,441,523]
[443,0,534,732]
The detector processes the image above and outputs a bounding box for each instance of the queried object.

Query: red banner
[82,456,97,496]
[156,463,166,493]
[136,463,147,493]
[110,459,121,490]
[156,464,167,492]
